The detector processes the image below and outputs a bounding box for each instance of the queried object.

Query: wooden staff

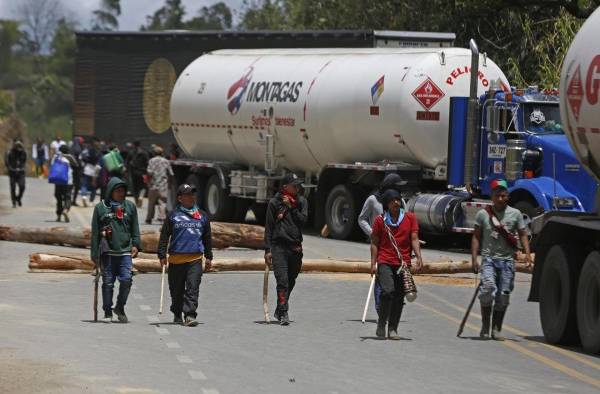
[361,273,376,324]
[159,263,167,315]
[263,263,270,323]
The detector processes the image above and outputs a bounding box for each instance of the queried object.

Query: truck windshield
[523,104,563,134]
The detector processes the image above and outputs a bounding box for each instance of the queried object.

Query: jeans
[80,175,97,202]
[479,257,515,311]
[101,255,133,313]
[168,260,203,318]
[272,244,303,313]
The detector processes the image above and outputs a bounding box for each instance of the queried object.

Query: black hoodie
[264,192,308,251]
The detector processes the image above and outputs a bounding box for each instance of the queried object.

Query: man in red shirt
[370,189,423,339]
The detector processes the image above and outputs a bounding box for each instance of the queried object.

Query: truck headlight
[553,197,576,208]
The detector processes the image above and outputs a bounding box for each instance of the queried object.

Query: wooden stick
[159,264,167,315]
[263,264,270,323]
[361,274,376,324]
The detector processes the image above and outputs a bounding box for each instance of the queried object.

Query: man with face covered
[264,173,308,326]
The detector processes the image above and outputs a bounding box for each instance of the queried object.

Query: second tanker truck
[168,42,597,239]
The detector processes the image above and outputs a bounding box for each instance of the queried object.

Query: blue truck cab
[449,86,598,223]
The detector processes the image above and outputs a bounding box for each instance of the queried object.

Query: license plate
[488,144,507,159]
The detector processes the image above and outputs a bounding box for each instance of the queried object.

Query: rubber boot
[480,305,492,339]
[114,279,132,323]
[492,309,506,341]
[376,297,391,339]
[388,300,404,340]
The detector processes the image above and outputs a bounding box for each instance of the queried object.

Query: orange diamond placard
[412,78,445,111]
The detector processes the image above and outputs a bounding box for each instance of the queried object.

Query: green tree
[141,0,186,30]
[186,2,233,30]
[92,0,121,31]
[0,20,22,76]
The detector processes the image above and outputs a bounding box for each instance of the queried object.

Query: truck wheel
[539,245,579,344]
[251,203,267,225]
[232,198,250,222]
[325,185,359,240]
[185,174,205,208]
[204,174,233,221]
[577,251,600,354]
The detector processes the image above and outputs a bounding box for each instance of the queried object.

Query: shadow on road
[523,336,600,359]
[360,336,412,341]
[253,320,288,325]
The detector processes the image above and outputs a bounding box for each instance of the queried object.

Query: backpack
[48,157,69,185]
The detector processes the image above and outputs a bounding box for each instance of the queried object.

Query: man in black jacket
[4,140,27,208]
[264,173,308,325]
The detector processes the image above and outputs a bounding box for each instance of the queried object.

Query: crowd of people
[4,135,180,224]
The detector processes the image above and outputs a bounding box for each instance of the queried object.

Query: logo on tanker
[567,65,583,122]
[227,66,304,115]
[412,77,445,111]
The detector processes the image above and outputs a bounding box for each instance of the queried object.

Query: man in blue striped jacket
[158,184,213,326]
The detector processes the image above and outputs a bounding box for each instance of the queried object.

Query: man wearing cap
[158,184,213,326]
[264,173,308,325]
[472,179,532,340]
[91,177,141,323]
[145,145,173,225]
[358,173,408,314]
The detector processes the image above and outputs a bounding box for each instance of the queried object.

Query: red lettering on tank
[585,55,600,105]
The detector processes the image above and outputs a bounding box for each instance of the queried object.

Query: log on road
[28,253,534,274]
[1,222,265,251]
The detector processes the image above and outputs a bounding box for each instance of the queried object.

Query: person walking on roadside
[471,179,532,340]
[157,184,213,326]
[129,141,149,208]
[80,138,101,207]
[32,138,48,177]
[91,177,141,323]
[264,173,308,326]
[50,145,76,222]
[370,189,423,339]
[4,140,27,208]
[70,137,84,206]
[145,146,173,225]
[49,134,66,158]
[358,173,407,314]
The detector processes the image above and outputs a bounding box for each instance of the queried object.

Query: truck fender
[510,177,585,212]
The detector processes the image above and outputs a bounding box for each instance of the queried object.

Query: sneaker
[82,196,88,207]
[376,321,387,339]
[102,311,113,323]
[491,328,505,341]
[17,199,22,207]
[274,309,281,322]
[173,314,183,325]
[113,307,128,323]
[56,215,61,222]
[279,312,290,326]
[388,328,401,340]
[145,220,152,225]
[184,316,199,327]
[63,212,70,223]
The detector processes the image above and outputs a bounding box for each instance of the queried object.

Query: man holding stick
[471,179,532,340]
[158,184,212,326]
[264,173,308,326]
[91,177,141,323]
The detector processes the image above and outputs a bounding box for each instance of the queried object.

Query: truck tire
[204,174,233,222]
[539,245,579,344]
[251,203,267,225]
[325,185,359,240]
[577,251,600,354]
[514,200,538,228]
[185,174,205,208]
[232,198,250,222]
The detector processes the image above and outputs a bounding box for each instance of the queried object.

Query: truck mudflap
[511,177,586,212]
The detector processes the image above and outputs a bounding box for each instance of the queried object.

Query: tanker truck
[168,43,595,238]
[527,8,600,354]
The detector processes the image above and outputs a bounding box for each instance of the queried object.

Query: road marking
[132,285,138,290]
[133,294,144,300]
[146,315,160,323]
[415,301,600,390]
[139,305,151,311]
[166,342,181,349]
[155,327,170,336]
[201,389,219,394]
[188,370,207,380]
[421,288,600,372]
[177,355,192,364]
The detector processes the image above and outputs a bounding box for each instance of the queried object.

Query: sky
[0,0,246,30]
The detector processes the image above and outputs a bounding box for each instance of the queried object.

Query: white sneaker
[82,196,88,207]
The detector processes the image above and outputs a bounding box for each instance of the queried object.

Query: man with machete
[471,179,532,340]
[264,173,308,326]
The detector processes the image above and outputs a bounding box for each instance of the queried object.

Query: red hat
[490,179,508,191]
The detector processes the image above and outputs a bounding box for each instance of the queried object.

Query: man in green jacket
[91,177,141,323]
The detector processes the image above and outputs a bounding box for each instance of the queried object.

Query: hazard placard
[566,65,583,122]
[412,78,445,111]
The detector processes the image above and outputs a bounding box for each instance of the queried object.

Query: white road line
[202,389,219,394]
[155,327,170,336]
[139,305,151,311]
[166,342,181,349]
[188,370,207,380]
[133,293,144,300]
[146,315,160,323]
[176,355,192,364]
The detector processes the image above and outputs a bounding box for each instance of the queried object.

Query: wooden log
[2,222,265,252]
[28,253,534,274]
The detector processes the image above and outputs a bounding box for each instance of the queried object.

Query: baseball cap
[281,173,303,186]
[177,184,197,196]
[490,179,508,191]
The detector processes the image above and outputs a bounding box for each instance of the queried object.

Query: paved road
[1,176,599,393]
